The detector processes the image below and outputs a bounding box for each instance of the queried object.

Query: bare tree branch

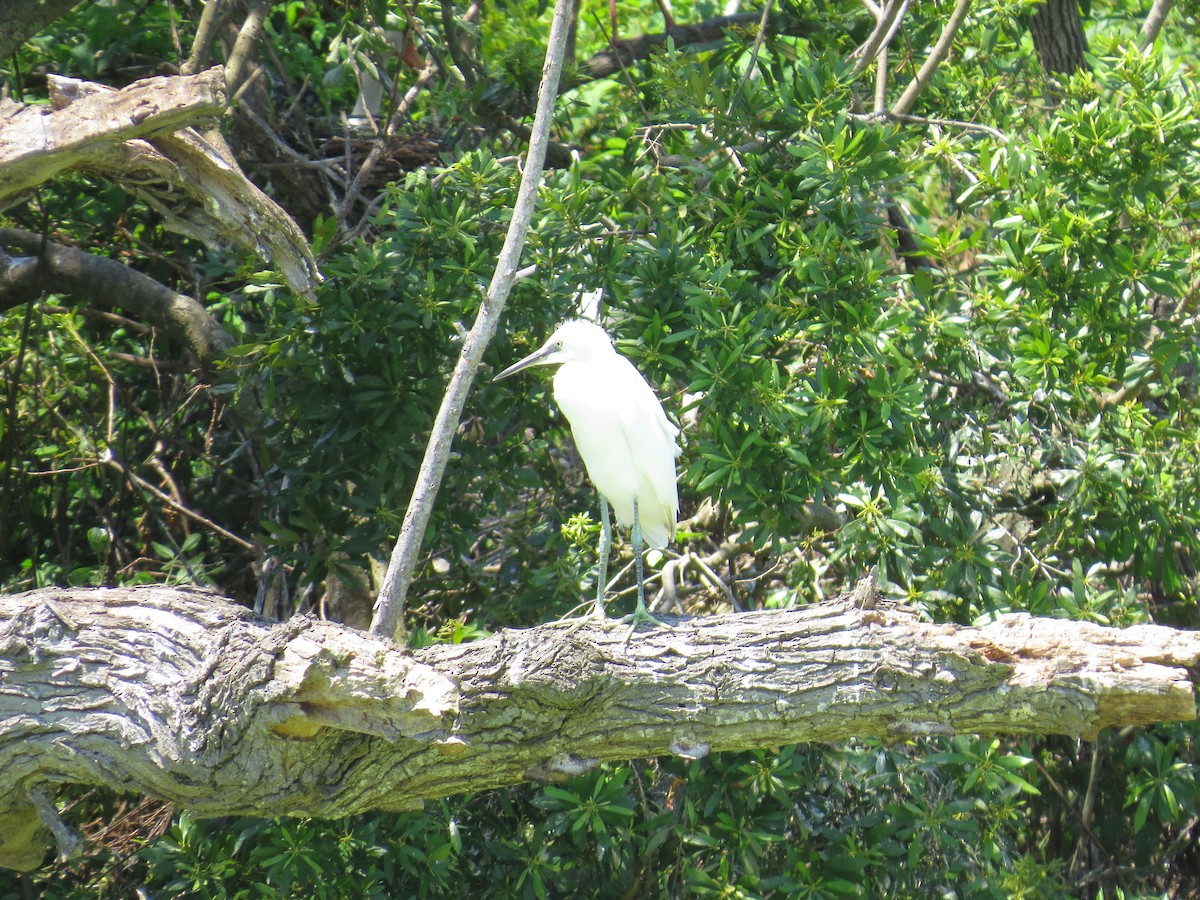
[335,62,439,225]
[0,228,235,370]
[224,0,271,95]
[892,0,973,116]
[182,0,230,77]
[851,0,911,78]
[370,0,577,640]
[576,13,762,82]
[3,581,1198,870]
[0,69,227,202]
[36,70,322,301]
[1139,0,1175,51]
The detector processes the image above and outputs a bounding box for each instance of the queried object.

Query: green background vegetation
[2,0,1199,895]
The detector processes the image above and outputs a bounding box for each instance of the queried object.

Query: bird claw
[552,599,609,634]
[618,603,669,647]
[617,606,662,629]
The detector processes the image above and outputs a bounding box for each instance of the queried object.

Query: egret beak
[493,343,554,381]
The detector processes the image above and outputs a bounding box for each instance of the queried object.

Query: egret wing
[607,357,679,547]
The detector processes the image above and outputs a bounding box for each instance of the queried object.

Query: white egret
[494,319,680,623]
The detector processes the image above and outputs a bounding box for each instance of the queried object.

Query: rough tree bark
[0,68,227,200]
[0,67,320,301]
[1028,0,1089,77]
[0,0,84,63]
[2,580,1198,871]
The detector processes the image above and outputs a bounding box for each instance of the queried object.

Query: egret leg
[594,495,612,618]
[621,497,662,630]
[632,499,646,614]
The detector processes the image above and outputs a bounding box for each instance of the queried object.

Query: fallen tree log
[1,580,1197,870]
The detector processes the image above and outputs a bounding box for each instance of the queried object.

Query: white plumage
[495,319,680,619]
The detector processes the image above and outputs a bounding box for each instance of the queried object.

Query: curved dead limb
[1,580,1198,870]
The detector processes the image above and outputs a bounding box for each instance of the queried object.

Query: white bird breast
[552,352,680,548]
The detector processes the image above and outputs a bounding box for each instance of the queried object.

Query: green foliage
[3,0,1200,897]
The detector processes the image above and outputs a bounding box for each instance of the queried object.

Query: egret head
[493,319,614,381]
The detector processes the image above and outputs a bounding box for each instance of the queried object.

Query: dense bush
[2,0,1198,895]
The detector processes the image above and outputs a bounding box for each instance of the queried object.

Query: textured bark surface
[1029,0,1090,76]
[0,68,320,301]
[1,582,1198,870]
[0,0,82,60]
[0,69,226,201]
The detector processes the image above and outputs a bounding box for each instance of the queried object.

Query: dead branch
[42,71,322,301]
[576,13,763,82]
[0,228,234,369]
[1,581,1197,871]
[0,69,226,202]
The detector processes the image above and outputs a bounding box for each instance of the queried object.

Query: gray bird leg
[631,496,647,616]
[595,495,612,617]
[621,497,662,632]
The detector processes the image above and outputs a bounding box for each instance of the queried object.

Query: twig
[224,0,270,95]
[101,449,254,551]
[851,0,910,78]
[1073,738,1104,877]
[725,0,774,116]
[369,0,577,641]
[336,62,438,224]
[1138,0,1174,50]
[892,0,973,116]
[1033,755,1113,864]
[26,462,103,477]
[861,109,1007,143]
[182,0,227,76]
[691,552,742,610]
[238,103,349,185]
[39,303,153,334]
[148,444,191,536]
[588,10,653,124]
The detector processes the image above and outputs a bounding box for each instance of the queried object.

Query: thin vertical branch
[863,0,910,113]
[224,0,270,95]
[891,0,972,116]
[850,0,909,78]
[874,45,889,112]
[182,0,226,76]
[369,0,576,641]
[1138,0,1174,50]
[725,0,774,117]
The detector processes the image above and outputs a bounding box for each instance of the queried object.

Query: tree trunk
[2,580,1198,870]
[0,0,82,60]
[1028,0,1089,76]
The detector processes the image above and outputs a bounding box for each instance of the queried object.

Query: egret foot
[554,596,611,635]
[617,499,669,642]
[618,597,662,628]
[619,596,670,649]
